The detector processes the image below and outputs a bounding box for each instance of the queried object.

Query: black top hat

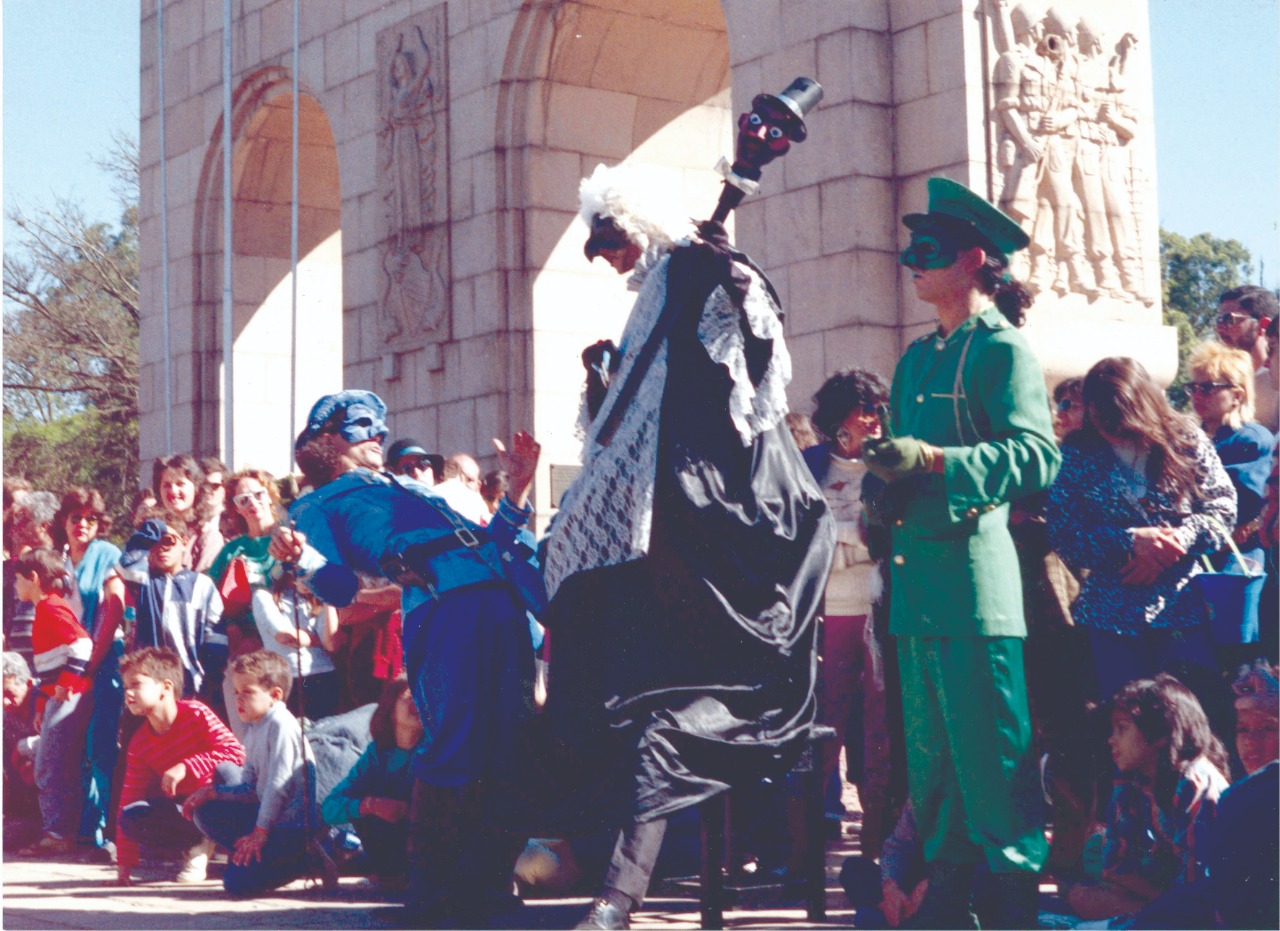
[751,77,823,142]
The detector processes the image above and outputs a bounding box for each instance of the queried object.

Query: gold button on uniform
[984,503,996,512]
[965,507,978,519]
[916,394,925,403]
[893,554,905,565]
[894,519,904,527]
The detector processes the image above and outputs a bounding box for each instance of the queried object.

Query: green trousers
[897,635,1047,873]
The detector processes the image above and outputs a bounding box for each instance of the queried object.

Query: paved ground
[1,840,862,930]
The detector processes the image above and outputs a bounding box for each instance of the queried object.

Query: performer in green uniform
[863,178,1061,929]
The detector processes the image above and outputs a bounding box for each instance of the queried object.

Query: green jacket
[886,307,1060,638]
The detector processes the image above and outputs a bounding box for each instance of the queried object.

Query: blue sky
[3,0,1278,285]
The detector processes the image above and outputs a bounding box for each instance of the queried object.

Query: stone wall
[138,0,1171,507]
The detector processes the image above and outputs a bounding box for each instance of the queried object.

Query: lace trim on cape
[545,249,790,598]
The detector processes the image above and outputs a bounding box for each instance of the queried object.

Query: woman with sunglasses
[1047,356,1236,699]
[206,469,284,735]
[51,488,126,854]
[1186,342,1274,665]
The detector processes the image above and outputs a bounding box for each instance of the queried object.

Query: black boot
[575,889,635,929]
[983,870,1041,930]
[902,861,979,930]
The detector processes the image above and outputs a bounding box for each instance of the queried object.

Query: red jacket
[31,593,92,698]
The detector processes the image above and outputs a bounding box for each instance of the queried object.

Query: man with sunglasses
[386,439,443,488]
[1216,285,1278,432]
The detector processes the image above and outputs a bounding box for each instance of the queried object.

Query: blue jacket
[288,469,546,621]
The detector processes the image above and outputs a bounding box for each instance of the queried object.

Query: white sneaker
[175,838,214,883]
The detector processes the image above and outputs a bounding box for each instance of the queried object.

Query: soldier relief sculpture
[989,0,1154,307]
[377,10,450,341]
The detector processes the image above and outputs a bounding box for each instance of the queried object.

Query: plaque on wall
[377,5,451,346]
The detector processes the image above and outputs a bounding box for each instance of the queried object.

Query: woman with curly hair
[206,469,285,735]
[1047,356,1236,698]
[151,454,223,573]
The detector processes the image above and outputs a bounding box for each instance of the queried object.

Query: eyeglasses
[400,460,431,475]
[155,534,183,549]
[233,490,271,509]
[1216,311,1250,327]
[1185,381,1235,395]
[68,513,100,526]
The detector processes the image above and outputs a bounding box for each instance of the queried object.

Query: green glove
[862,436,933,482]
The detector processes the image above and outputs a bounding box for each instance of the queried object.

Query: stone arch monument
[139,0,1171,515]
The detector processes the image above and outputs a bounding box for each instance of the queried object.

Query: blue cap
[296,390,389,453]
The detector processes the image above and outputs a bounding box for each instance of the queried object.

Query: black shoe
[574,892,634,930]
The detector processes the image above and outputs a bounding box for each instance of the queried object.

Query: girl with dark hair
[862,177,1060,926]
[51,487,126,853]
[1046,356,1236,699]
[152,454,223,573]
[803,367,896,855]
[321,674,421,889]
[1065,674,1228,922]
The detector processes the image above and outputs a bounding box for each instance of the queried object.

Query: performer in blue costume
[270,390,544,928]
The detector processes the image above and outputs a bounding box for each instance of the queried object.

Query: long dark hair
[1110,674,1228,804]
[976,255,1034,327]
[369,673,413,751]
[1077,357,1201,495]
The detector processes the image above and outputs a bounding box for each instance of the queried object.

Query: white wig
[577,163,685,252]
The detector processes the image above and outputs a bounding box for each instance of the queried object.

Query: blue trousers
[80,642,124,845]
[191,763,313,896]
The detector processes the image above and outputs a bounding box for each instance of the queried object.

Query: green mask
[899,225,962,270]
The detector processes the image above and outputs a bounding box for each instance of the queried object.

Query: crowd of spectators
[1,288,1276,927]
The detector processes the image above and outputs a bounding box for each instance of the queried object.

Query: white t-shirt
[820,454,876,617]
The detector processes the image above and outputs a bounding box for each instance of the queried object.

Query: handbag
[1191,518,1266,645]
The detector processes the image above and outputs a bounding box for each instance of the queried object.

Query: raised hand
[493,431,541,510]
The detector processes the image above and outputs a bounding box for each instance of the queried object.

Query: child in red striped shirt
[12,548,93,856]
[114,647,244,885]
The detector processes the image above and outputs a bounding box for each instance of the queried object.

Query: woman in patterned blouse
[1046,356,1236,699]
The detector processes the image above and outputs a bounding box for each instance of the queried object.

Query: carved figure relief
[377,7,450,342]
[987,0,1154,307]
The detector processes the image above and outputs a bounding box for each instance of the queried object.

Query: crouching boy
[183,650,326,896]
[115,647,244,885]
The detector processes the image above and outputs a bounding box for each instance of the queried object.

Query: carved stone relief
[987,0,1155,307]
[377,6,450,344]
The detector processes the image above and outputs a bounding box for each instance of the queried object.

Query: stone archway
[190,70,343,474]
[495,0,733,516]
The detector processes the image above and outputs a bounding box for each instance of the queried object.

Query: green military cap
[903,177,1030,262]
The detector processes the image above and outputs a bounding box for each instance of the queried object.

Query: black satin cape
[539,226,836,829]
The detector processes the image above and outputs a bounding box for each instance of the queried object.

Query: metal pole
[290,0,299,472]
[157,0,172,452]
[221,0,235,465]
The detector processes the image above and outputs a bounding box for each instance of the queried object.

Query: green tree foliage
[3,137,140,525]
[1159,228,1255,402]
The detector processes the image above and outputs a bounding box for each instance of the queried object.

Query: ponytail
[977,257,1033,327]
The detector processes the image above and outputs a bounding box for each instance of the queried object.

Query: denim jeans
[35,689,93,838]
[191,763,313,896]
[81,642,124,845]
